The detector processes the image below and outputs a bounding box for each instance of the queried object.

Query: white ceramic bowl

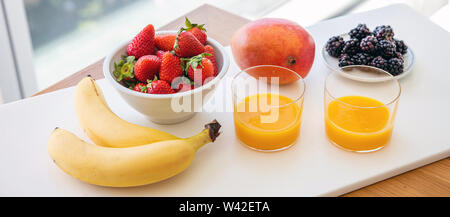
[104,30,230,124]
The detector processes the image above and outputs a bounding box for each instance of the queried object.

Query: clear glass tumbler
[324,66,401,153]
[232,65,306,152]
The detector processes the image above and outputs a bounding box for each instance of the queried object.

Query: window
[23,0,289,91]
[0,0,447,103]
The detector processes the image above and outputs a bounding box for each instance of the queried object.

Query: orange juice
[325,95,393,152]
[234,93,302,151]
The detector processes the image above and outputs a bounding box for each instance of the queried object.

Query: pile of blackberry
[325,24,408,76]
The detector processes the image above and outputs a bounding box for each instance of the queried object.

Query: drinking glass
[232,65,305,152]
[324,66,401,152]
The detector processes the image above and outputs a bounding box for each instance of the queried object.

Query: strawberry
[188,28,207,45]
[134,55,161,83]
[155,34,177,51]
[133,83,149,93]
[159,52,183,84]
[156,50,166,59]
[177,82,194,93]
[184,53,215,85]
[148,80,175,94]
[113,56,136,82]
[174,31,205,58]
[204,45,218,76]
[127,24,155,58]
[172,76,194,92]
[184,17,207,45]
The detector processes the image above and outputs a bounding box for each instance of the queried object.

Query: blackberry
[360,36,379,54]
[338,54,354,67]
[373,25,394,40]
[349,24,372,40]
[393,52,404,62]
[325,36,345,57]
[341,38,360,55]
[393,38,408,54]
[378,40,396,58]
[369,56,389,71]
[388,58,404,76]
[351,53,373,65]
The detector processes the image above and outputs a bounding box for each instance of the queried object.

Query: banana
[74,76,179,148]
[48,121,221,187]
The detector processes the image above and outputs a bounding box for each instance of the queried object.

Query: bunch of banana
[48,77,221,187]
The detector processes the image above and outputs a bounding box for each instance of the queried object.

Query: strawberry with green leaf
[113,56,136,82]
[184,17,207,45]
[173,30,205,58]
[183,53,215,86]
[133,83,149,93]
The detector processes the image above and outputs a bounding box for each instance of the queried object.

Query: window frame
[0,0,36,103]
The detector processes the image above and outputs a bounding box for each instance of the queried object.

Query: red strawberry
[172,77,194,92]
[127,24,155,58]
[184,17,207,45]
[156,50,166,59]
[188,28,207,45]
[133,83,149,93]
[177,82,194,93]
[174,31,205,58]
[159,52,183,84]
[155,34,177,51]
[134,55,161,83]
[148,80,175,94]
[184,54,215,85]
[204,45,218,76]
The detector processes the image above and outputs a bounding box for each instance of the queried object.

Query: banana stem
[186,120,221,150]
[205,119,221,142]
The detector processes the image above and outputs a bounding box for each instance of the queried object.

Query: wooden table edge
[31,4,450,197]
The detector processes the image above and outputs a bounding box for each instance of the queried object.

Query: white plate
[322,33,415,82]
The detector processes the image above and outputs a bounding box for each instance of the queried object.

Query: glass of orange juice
[324,66,401,153]
[232,65,305,152]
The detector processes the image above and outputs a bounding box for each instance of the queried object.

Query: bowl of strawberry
[104,18,229,124]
